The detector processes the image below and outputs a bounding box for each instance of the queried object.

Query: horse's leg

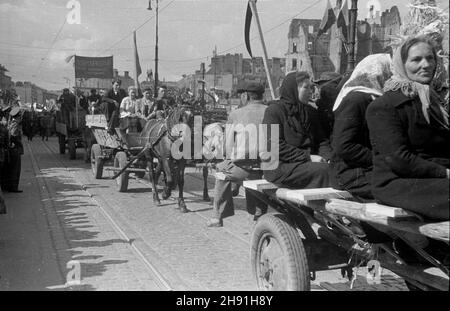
[148,158,161,205]
[155,159,163,185]
[178,159,188,213]
[202,165,211,202]
[161,157,172,200]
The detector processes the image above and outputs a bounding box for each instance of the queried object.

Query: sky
[0,0,448,90]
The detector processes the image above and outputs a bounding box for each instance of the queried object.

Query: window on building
[292,59,297,70]
[309,25,314,34]
[308,42,313,51]
[293,42,297,53]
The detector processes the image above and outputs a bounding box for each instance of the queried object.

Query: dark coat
[316,82,341,140]
[105,89,127,105]
[262,72,331,188]
[366,89,450,220]
[104,89,127,131]
[330,91,374,198]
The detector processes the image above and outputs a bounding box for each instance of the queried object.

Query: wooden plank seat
[242,179,450,243]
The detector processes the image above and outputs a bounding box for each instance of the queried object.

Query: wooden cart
[55,109,86,160]
[86,114,148,192]
[236,178,449,291]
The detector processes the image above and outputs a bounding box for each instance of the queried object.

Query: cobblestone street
[0,138,409,291]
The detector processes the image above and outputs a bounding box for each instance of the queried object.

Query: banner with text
[74,56,113,79]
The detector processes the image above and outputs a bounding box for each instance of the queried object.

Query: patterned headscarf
[383,37,449,128]
[333,54,393,111]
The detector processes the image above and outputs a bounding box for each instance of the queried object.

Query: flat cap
[10,107,21,117]
[237,81,265,94]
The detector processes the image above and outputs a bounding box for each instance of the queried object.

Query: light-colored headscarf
[333,54,393,111]
[383,38,449,127]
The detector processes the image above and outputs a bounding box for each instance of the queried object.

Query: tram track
[36,139,177,291]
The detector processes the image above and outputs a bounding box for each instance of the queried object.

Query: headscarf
[278,71,310,134]
[333,54,393,111]
[383,39,449,128]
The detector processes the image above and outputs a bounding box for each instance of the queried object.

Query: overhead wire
[33,18,67,76]
[97,0,176,56]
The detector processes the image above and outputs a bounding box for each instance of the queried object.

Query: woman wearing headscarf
[330,54,393,200]
[261,71,330,189]
[366,35,449,221]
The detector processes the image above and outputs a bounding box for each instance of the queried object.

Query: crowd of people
[206,35,449,263]
[70,80,181,135]
[1,32,448,267]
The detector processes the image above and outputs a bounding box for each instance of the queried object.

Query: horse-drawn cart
[237,178,449,291]
[56,109,86,160]
[86,114,148,192]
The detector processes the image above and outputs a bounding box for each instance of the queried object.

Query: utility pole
[346,0,358,72]
[248,0,275,99]
[148,0,159,98]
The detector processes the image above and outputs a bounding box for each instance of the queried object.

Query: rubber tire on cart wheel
[68,139,76,160]
[114,152,129,192]
[91,144,104,179]
[59,134,66,154]
[251,213,310,291]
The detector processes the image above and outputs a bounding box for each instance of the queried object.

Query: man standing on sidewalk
[206,82,268,227]
[1,107,24,193]
[0,107,9,213]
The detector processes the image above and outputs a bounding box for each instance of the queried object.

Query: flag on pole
[244,0,257,58]
[133,30,142,79]
[317,0,336,37]
[337,0,349,41]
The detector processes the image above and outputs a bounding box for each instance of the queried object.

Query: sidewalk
[0,139,162,290]
[0,140,65,290]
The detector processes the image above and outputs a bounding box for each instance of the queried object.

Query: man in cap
[313,71,343,139]
[58,88,77,127]
[206,81,268,227]
[1,106,23,193]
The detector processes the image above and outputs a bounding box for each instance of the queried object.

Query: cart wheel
[251,213,310,291]
[59,134,66,154]
[91,144,104,179]
[114,151,129,192]
[68,139,76,160]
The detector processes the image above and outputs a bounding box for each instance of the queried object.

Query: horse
[138,105,194,212]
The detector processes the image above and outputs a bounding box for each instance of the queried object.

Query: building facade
[285,19,334,79]
[288,2,402,77]
[0,65,13,91]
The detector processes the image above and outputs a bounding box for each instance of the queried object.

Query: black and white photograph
[0,0,448,295]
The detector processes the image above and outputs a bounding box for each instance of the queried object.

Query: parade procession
[0,0,449,295]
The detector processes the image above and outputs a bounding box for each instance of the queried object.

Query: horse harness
[143,107,187,159]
